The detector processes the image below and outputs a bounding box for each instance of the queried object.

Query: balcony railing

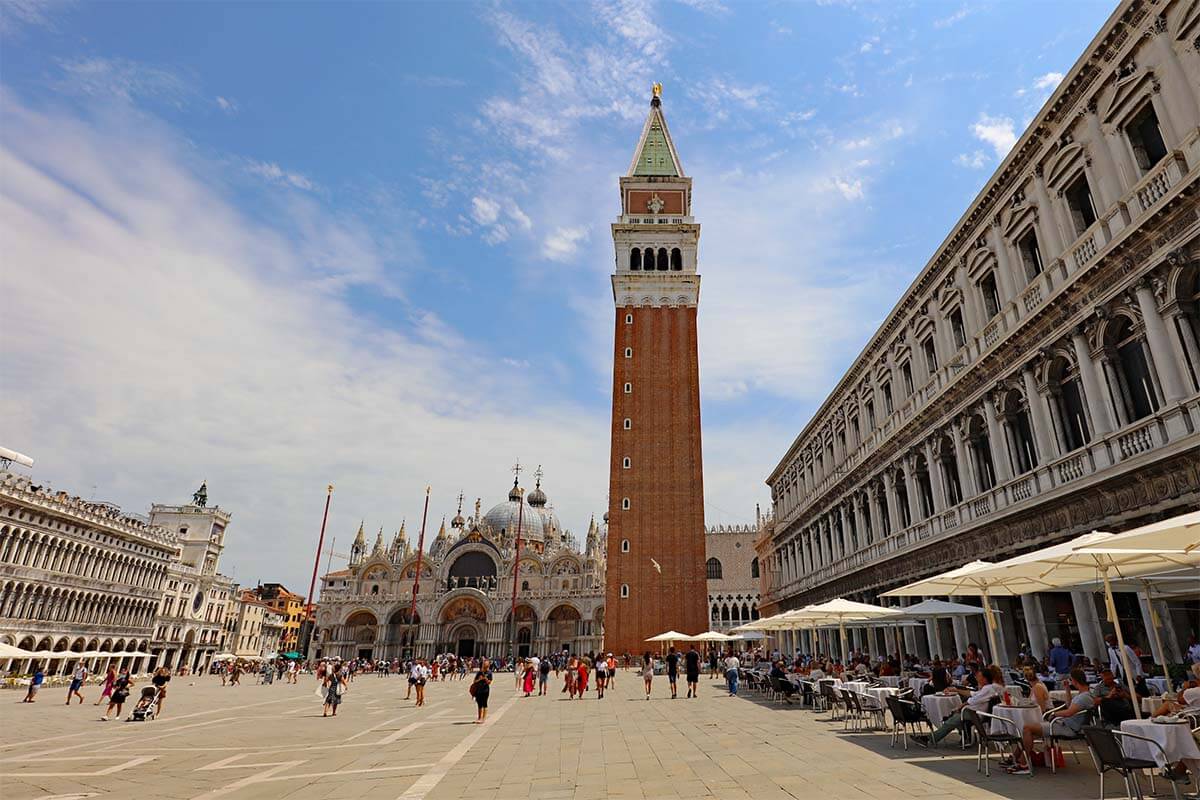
[1131,152,1188,215]
[765,393,1198,603]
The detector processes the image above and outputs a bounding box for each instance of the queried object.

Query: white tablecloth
[866,687,898,708]
[1120,719,1200,771]
[843,681,869,694]
[990,704,1042,735]
[921,694,962,727]
[877,676,901,688]
[1146,677,1168,694]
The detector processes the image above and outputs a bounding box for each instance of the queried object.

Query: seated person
[921,666,1005,745]
[1092,668,1136,725]
[1008,668,1095,775]
[924,666,952,696]
[1022,666,1051,711]
[1151,663,1200,717]
[769,661,797,703]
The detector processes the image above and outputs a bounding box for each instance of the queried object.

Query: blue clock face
[192,591,204,615]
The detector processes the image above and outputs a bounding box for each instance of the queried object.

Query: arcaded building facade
[705,523,762,633]
[761,0,1200,665]
[605,88,709,656]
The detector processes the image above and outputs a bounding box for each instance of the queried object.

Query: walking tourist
[685,645,700,698]
[151,667,172,718]
[666,646,679,699]
[576,656,589,695]
[723,650,740,696]
[471,659,493,724]
[595,653,608,699]
[606,654,616,687]
[94,664,117,706]
[323,669,347,717]
[564,657,578,698]
[22,664,44,703]
[66,663,88,704]
[538,656,550,695]
[101,669,132,721]
[522,660,535,697]
[642,651,654,700]
[414,659,429,706]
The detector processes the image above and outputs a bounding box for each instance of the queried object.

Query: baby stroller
[129,686,158,721]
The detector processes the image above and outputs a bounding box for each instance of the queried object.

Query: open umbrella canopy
[887,598,995,620]
[799,598,904,620]
[0,642,33,658]
[645,630,689,642]
[690,631,737,641]
[1077,510,1200,557]
[211,653,236,661]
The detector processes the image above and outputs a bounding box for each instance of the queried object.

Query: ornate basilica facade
[761,0,1200,665]
[315,475,607,661]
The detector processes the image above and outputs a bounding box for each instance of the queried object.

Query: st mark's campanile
[604,85,707,656]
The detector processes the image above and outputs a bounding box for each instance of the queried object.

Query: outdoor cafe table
[877,676,901,688]
[866,686,899,707]
[990,703,1043,735]
[843,681,869,694]
[909,677,930,695]
[1119,719,1200,774]
[1147,677,1168,694]
[921,694,963,727]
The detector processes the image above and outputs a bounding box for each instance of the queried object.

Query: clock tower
[604,86,707,655]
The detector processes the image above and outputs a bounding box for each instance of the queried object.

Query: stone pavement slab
[0,671,1107,799]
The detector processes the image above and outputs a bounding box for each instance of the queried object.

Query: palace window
[922,336,938,374]
[621,539,630,553]
[1108,316,1159,423]
[901,363,914,396]
[629,247,642,271]
[623,418,631,429]
[850,416,860,446]
[706,558,723,579]
[980,272,1001,318]
[622,457,631,469]
[656,248,668,271]
[1018,229,1043,280]
[626,313,633,324]
[670,248,682,270]
[750,557,759,579]
[620,584,629,598]
[882,381,894,414]
[1125,103,1168,173]
[950,308,966,350]
[1064,173,1098,236]
[865,398,876,428]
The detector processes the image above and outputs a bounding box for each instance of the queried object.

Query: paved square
[1,672,1102,799]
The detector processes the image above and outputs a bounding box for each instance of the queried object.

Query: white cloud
[246,159,315,191]
[770,20,793,35]
[687,78,771,125]
[506,201,533,232]
[542,226,589,261]
[215,95,238,114]
[0,94,608,591]
[675,0,730,15]
[0,0,65,33]
[933,6,970,28]
[970,113,1017,159]
[829,176,865,200]
[1033,71,1064,91]
[56,57,191,106]
[470,195,501,226]
[954,150,987,169]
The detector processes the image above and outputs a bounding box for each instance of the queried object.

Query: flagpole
[304,484,334,654]
[409,487,431,659]
[509,486,525,669]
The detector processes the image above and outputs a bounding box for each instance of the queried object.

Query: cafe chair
[884,694,930,751]
[965,708,1028,777]
[1081,726,1187,800]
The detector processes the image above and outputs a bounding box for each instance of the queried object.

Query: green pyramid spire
[633,118,678,176]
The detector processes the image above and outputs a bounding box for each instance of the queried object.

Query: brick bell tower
[604,84,707,656]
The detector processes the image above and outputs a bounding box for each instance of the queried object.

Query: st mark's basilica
[314,471,607,661]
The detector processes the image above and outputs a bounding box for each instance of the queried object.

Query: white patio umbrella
[1070,569,1199,669]
[645,630,689,642]
[881,561,1006,665]
[795,599,902,661]
[690,631,737,642]
[0,642,33,659]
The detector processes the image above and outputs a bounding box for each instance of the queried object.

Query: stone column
[952,417,977,496]
[867,486,882,543]
[949,599,969,660]
[924,597,943,660]
[1021,367,1056,464]
[1072,326,1115,435]
[1032,167,1066,259]
[1020,594,1050,661]
[1134,280,1188,403]
[989,223,1018,304]
[901,456,920,523]
[1137,594,1166,668]
[1150,17,1200,131]
[1168,309,1200,392]
[983,393,1012,482]
[883,471,900,535]
[852,494,866,548]
[923,439,946,512]
[1070,591,1106,662]
[1083,104,1121,211]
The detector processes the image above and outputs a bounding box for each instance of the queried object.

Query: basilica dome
[482,487,545,543]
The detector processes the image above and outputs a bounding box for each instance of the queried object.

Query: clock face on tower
[191,590,205,617]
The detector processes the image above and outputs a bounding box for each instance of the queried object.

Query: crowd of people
[19,660,176,721]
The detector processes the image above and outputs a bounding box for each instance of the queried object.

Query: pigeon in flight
[650,558,662,574]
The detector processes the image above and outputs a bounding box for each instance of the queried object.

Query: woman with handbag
[470,659,493,724]
[323,670,347,717]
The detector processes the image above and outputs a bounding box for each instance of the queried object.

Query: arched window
[521,580,529,591]
[720,604,730,621]
[623,418,631,430]
[624,347,632,358]
[620,584,629,598]
[1047,356,1091,452]
[1106,316,1159,424]
[670,248,682,270]
[622,457,631,469]
[966,414,997,492]
[620,539,630,553]
[706,558,723,580]
[629,247,641,271]
[750,557,759,579]
[621,498,630,510]
[1002,388,1038,474]
[656,248,668,271]
[935,436,962,506]
[711,603,719,621]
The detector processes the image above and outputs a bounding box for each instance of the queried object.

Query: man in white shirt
[925,666,1005,745]
[723,652,741,696]
[1105,634,1144,680]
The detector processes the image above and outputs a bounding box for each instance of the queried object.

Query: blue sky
[1,0,1115,591]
